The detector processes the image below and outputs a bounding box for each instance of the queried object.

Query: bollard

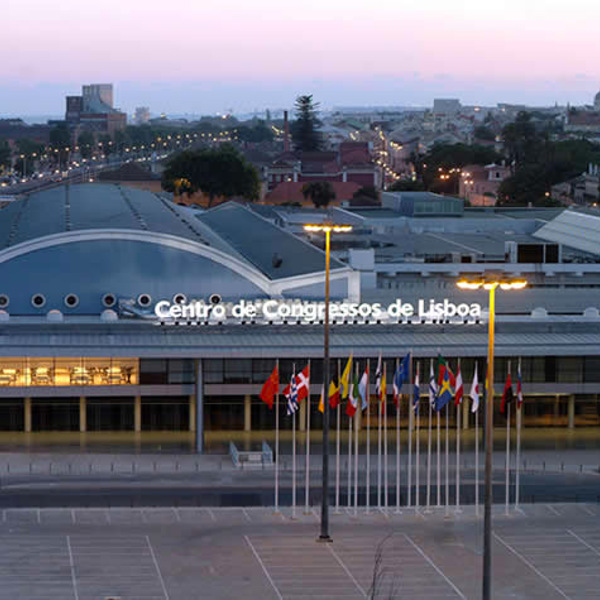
[176,461,179,472]
[29,462,32,474]
[561,462,564,472]
[111,462,114,473]
[89,463,92,474]
[153,461,156,472]
[132,461,135,474]
[195,461,198,472]
[49,463,52,474]
[543,461,546,471]
[68,463,72,475]
[580,464,583,473]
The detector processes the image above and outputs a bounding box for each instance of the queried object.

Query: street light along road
[303,222,353,543]
[456,277,527,600]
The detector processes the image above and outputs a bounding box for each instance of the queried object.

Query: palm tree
[302,181,336,208]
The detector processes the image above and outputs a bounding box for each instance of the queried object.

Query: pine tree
[290,95,322,152]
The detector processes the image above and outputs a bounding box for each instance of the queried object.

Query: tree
[301,181,335,208]
[162,145,260,206]
[237,121,274,143]
[77,131,95,158]
[291,95,322,152]
[387,179,426,192]
[473,125,495,142]
[353,185,379,201]
[49,123,71,149]
[502,111,541,167]
[0,139,11,173]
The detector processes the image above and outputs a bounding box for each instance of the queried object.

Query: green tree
[387,179,426,192]
[0,139,12,172]
[16,139,44,157]
[98,134,113,156]
[291,95,322,152]
[49,123,71,149]
[77,131,95,159]
[162,145,260,206]
[502,111,541,167]
[301,181,336,208]
[237,121,274,143]
[473,125,495,142]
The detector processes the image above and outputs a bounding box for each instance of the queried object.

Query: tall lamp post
[304,222,352,542]
[456,277,527,600]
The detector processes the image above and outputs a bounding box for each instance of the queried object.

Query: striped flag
[359,365,369,411]
[374,354,382,399]
[347,375,359,417]
[428,360,438,406]
[285,374,299,416]
[454,363,464,406]
[470,363,480,413]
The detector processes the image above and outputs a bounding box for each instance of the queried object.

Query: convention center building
[0,184,599,450]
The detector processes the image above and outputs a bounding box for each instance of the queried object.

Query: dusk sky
[3,0,600,117]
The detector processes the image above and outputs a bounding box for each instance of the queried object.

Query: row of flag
[260,355,525,416]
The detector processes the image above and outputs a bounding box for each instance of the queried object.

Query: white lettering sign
[153,298,482,324]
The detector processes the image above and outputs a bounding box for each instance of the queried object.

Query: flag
[437,354,456,387]
[428,360,438,406]
[392,353,410,407]
[358,365,369,411]
[470,363,480,413]
[347,375,359,417]
[434,368,454,411]
[374,354,382,399]
[318,385,325,414]
[501,372,514,414]
[454,363,464,406]
[413,363,420,412]
[319,381,340,413]
[340,355,353,399]
[285,374,299,416]
[282,364,309,402]
[259,365,279,409]
[517,361,523,409]
[380,369,387,405]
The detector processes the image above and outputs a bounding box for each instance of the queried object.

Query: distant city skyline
[3,0,600,117]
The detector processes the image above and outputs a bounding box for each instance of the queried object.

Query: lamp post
[456,277,526,600]
[304,222,352,542]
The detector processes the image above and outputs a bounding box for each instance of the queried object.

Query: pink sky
[3,0,600,114]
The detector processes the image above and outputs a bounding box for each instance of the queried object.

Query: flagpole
[515,358,522,512]
[354,362,359,516]
[456,359,461,514]
[426,358,433,512]
[475,406,480,517]
[377,359,382,510]
[436,403,441,507]
[335,359,341,514]
[407,384,413,508]
[415,362,420,512]
[383,362,389,511]
[291,364,297,519]
[505,360,511,516]
[366,358,371,513]
[395,357,401,513]
[275,359,280,514]
[304,360,311,515]
[347,398,352,510]
[445,401,449,516]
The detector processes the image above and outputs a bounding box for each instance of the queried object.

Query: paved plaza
[0,503,598,599]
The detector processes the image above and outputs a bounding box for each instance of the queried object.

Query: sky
[2,0,600,117]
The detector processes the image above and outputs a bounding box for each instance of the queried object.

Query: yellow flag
[318,385,325,413]
[319,381,339,413]
[340,355,353,398]
[380,371,387,402]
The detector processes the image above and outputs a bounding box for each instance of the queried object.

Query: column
[298,398,306,432]
[462,394,470,430]
[244,394,252,432]
[24,397,32,433]
[189,394,196,433]
[79,396,86,433]
[134,396,141,433]
[195,359,204,453]
[554,394,560,426]
[568,394,575,430]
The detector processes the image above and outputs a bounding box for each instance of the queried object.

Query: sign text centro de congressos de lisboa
[153,298,483,323]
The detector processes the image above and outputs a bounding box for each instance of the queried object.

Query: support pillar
[134,396,141,433]
[567,394,575,430]
[189,394,196,433]
[195,359,204,453]
[244,394,252,433]
[24,397,32,433]
[79,396,86,433]
[299,398,306,432]
[554,394,560,426]
[462,394,470,430]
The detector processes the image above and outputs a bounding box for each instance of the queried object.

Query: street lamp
[456,277,527,600]
[304,222,353,542]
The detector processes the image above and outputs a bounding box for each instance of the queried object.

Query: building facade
[0,185,599,450]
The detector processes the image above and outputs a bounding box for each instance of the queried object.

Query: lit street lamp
[456,277,527,600]
[304,222,352,542]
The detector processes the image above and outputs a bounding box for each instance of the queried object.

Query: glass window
[203,359,224,384]
[140,359,168,385]
[168,359,195,384]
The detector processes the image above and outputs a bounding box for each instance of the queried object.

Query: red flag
[454,363,463,406]
[282,364,310,402]
[259,365,279,409]
[329,380,340,409]
[501,372,514,414]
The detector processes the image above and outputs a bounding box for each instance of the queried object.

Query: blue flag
[393,353,410,397]
[434,368,454,411]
